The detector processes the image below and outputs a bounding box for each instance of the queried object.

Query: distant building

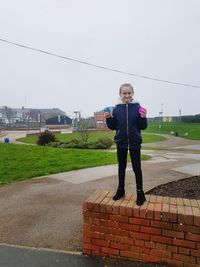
[0,107,67,124]
[94,110,107,129]
[46,115,72,125]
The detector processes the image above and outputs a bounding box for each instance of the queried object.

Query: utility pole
[73,111,81,135]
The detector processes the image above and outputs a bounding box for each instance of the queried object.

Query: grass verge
[17,132,166,144]
[0,143,150,185]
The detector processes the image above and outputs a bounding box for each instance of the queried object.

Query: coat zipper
[126,103,129,148]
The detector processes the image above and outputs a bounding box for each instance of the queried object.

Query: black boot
[112,188,125,201]
[136,189,146,206]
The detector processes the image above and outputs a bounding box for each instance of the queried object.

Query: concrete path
[0,128,73,143]
[0,244,162,267]
[0,134,200,266]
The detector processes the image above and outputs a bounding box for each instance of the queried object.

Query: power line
[0,37,200,89]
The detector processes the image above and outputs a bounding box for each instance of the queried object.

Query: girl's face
[120,86,134,103]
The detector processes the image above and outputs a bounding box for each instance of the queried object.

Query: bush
[95,137,113,149]
[43,136,113,149]
[37,131,57,146]
[46,141,62,147]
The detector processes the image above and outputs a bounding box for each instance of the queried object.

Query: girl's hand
[139,107,147,118]
[104,112,111,119]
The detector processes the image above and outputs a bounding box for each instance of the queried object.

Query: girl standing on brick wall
[105,83,147,205]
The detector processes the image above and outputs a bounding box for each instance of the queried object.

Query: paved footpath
[0,133,200,266]
[0,244,163,267]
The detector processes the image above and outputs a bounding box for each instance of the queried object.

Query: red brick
[87,202,95,211]
[83,230,105,239]
[132,206,140,218]
[173,253,195,264]
[184,206,194,225]
[192,207,200,226]
[146,203,154,219]
[118,215,129,223]
[151,235,172,244]
[185,232,200,242]
[177,205,185,224]
[130,231,150,240]
[162,203,170,221]
[162,229,184,239]
[110,214,128,223]
[90,211,100,218]
[106,198,115,213]
[83,236,91,243]
[129,217,150,226]
[92,239,109,247]
[173,223,199,234]
[101,246,119,255]
[91,218,100,226]
[93,203,100,212]
[126,200,135,217]
[112,199,123,214]
[119,200,129,216]
[156,242,166,250]
[145,240,156,248]
[102,220,119,228]
[110,228,129,237]
[150,248,172,259]
[84,243,100,251]
[99,213,110,220]
[109,254,121,260]
[135,239,144,247]
[91,251,107,257]
[83,248,91,255]
[167,245,178,253]
[139,201,148,218]
[120,250,139,260]
[109,214,118,221]
[91,225,110,234]
[178,247,190,255]
[154,203,162,220]
[83,202,88,210]
[130,245,150,254]
[151,220,172,229]
[140,226,161,235]
[100,197,110,213]
[110,242,129,251]
[139,253,161,263]
[105,235,134,246]
[173,239,196,249]
[120,223,139,232]
[83,223,91,231]
[190,248,200,257]
[169,204,177,222]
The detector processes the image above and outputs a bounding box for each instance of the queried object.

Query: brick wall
[83,190,200,266]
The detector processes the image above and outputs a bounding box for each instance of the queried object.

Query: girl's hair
[119,83,134,94]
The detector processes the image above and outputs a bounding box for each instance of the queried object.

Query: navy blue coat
[106,103,147,149]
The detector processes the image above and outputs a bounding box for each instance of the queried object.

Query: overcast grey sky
[0,0,200,118]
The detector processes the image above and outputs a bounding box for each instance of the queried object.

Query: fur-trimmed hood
[116,98,140,105]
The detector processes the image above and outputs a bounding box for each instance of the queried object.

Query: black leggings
[117,147,143,191]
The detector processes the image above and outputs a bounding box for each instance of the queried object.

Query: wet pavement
[0,132,200,266]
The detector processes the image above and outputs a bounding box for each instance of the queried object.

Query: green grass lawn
[145,122,200,140]
[17,131,166,144]
[0,143,150,185]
